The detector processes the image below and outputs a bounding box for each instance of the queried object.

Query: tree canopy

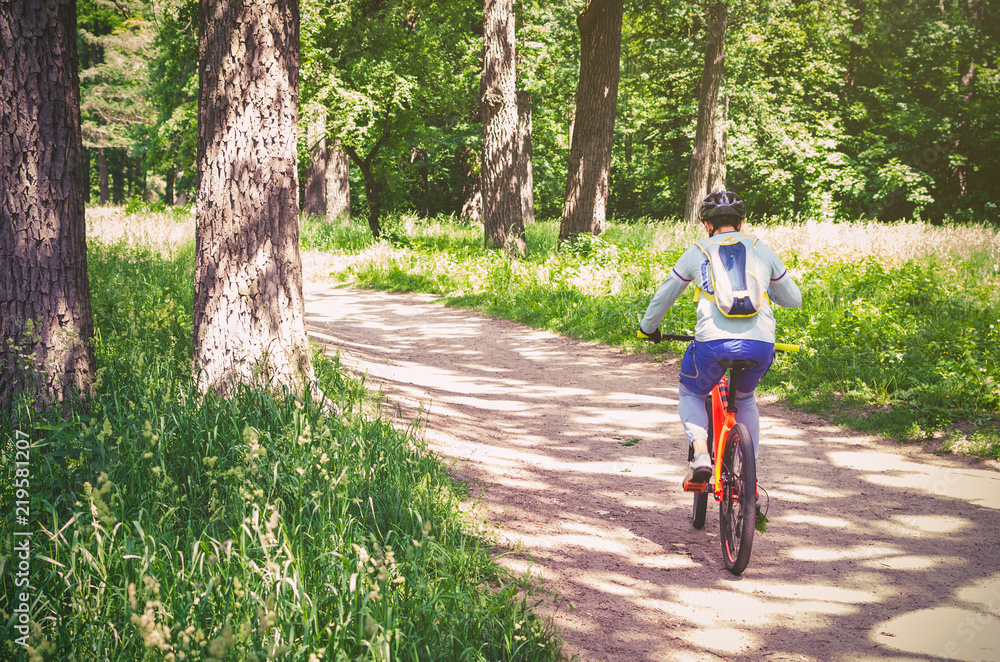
[95,0,998,225]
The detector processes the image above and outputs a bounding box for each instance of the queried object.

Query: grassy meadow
[0,207,562,661]
[300,212,1000,462]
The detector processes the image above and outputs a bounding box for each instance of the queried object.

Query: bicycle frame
[684,369,740,500]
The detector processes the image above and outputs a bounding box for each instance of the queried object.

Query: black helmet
[700,190,745,221]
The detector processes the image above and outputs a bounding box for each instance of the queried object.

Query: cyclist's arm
[759,244,802,309]
[768,269,801,308]
[640,263,695,334]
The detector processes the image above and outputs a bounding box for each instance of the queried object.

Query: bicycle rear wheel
[692,491,708,529]
[719,423,756,575]
[691,398,714,529]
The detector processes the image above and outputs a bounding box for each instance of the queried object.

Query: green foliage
[0,241,561,660]
[303,213,1000,460]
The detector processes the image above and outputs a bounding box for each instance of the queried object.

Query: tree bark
[326,138,350,221]
[165,169,175,206]
[410,147,430,218]
[343,138,387,238]
[559,0,624,244]
[98,146,110,204]
[303,106,327,217]
[1,0,95,413]
[194,0,313,396]
[459,146,482,221]
[481,0,525,255]
[516,90,535,225]
[683,2,727,222]
[708,94,728,194]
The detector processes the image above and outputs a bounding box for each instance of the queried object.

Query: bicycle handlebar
[659,333,800,353]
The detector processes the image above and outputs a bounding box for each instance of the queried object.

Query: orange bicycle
[662,334,799,575]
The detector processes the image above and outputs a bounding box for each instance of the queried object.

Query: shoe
[685,451,712,484]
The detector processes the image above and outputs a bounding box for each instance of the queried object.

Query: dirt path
[302,276,1000,662]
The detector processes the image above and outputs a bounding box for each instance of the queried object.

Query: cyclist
[638,191,802,485]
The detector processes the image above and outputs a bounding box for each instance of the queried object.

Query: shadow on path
[305,284,1000,662]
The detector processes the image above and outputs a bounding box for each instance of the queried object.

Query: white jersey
[640,231,802,343]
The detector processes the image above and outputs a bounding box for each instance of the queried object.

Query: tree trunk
[165,169,175,206]
[98,146,110,204]
[194,0,313,396]
[683,2,727,222]
[1,0,95,413]
[516,90,535,225]
[846,0,865,87]
[343,140,386,238]
[111,148,125,203]
[459,146,482,221]
[481,0,525,255]
[410,148,430,218]
[708,94,728,194]
[559,0,624,244]
[326,138,350,221]
[303,106,327,217]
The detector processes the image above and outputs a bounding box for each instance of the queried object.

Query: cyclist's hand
[637,326,662,344]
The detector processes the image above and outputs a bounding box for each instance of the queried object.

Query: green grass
[302,213,1000,461]
[1,237,562,661]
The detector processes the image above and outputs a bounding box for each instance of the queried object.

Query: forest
[79,0,998,226]
[2,0,1000,659]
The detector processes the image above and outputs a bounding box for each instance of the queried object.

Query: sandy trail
[303,279,1000,662]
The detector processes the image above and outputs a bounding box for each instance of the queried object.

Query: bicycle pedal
[683,480,710,493]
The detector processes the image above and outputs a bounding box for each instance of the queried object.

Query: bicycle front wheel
[719,423,756,575]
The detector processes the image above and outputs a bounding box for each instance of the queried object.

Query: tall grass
[302,213,1000,461]
[0,212,562,660]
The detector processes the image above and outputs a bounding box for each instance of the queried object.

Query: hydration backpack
[694,236,766,318]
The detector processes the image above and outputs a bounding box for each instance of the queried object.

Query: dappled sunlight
[680,626,757,655]
[305,285,1000,662]
[861,555,945,570]
[829,451,1000,510]
[727,580,882,604]
[787,544,901,562]
[782,513,850,527]
[871,573,1000,661]
[892,514,970,534]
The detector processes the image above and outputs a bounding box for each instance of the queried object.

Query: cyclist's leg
[679,342,726,482]
[732,391,760,460]
[724,339,775,461]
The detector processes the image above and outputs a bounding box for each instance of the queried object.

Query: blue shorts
[679,339,775,397]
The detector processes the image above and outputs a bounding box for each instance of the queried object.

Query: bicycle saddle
[719,358,758,370]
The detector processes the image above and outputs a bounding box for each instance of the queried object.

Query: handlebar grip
[661,334,694,342]
[774,343,800,353]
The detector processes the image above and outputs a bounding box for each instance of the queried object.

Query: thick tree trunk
[98,146,110,204]
[516,90,535,225]
[683,2,727,222]
[303,107,327,217]
[708,94,728,194]
[481,0,525,255]
[559,0,623,243]
[459,146,482,221]
[1,0,95,412]
[326,138,350,221]
[194,0,313,396]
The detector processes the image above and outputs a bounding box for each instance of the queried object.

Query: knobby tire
[692,398,713,529]
[719,423,756,575]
